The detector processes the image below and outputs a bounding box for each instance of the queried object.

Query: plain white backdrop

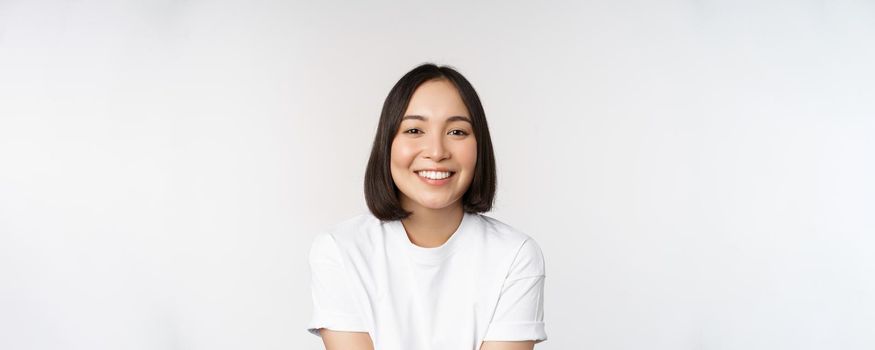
[1,0,874,349]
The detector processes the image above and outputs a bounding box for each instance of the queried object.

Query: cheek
[390,138,417,169]
[457,140,478,171]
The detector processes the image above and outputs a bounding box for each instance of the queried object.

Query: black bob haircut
[364,63,497,221]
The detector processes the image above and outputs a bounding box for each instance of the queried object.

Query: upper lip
[415,168,455,173]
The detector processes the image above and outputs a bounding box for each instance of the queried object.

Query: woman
[306,63,547,350]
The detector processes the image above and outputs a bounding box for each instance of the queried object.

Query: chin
[415,202,450,210]
[413,197,460,211]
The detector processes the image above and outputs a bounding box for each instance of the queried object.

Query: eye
[404,128,423,134]
[449,129,469,136]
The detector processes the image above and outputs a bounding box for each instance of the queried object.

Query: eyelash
[404,128,469,136]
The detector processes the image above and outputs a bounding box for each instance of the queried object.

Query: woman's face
[390,78,477,214]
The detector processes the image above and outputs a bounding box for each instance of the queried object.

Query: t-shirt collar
[390,212,474,265]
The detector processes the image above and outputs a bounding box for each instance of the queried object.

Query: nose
[423,132,450,161]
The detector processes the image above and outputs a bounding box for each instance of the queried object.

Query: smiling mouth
[415,170,455,180]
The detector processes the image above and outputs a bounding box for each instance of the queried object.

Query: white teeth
[417,170,452,180]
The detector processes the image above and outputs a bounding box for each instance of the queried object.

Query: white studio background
[1,0,873,349]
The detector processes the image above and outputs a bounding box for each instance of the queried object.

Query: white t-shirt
[306,211,547,350]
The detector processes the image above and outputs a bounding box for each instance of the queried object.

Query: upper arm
[307,234,370,335]
[482,238,548,343]
[480,340,536,350]
[319,329,375,350]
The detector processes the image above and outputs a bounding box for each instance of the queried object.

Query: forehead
[404,79,470,117]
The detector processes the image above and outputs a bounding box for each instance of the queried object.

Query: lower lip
[416,172,454,186]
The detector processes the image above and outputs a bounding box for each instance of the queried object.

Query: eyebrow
[402,115,472,124]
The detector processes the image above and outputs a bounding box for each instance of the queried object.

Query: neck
[399,198,465,248]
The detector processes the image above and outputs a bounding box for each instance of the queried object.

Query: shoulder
[476,214,544,253]
[475,214,546,276]
[308,212,385,261]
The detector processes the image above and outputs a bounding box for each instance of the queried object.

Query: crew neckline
[390,212,475,265]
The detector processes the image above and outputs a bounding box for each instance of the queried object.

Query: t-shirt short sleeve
[306,233,369,337]
[482,238,548,343]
